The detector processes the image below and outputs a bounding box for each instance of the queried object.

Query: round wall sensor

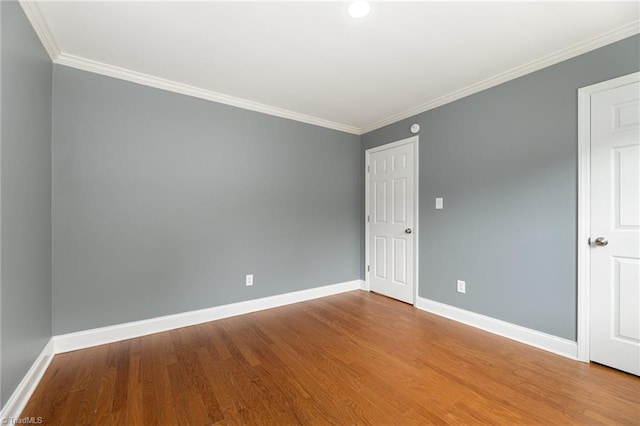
[410,124,420,134]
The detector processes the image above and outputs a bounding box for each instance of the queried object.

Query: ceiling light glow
[347,1,371,19]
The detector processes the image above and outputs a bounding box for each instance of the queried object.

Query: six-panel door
[590,80,640,376]
[368,142,415,304]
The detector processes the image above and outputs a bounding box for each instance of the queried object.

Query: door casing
[576,71,640,363]
[364,136,419,304]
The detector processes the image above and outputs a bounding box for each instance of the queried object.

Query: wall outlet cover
[457,280,466,293]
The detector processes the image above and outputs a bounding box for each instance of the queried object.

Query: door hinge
[367,265,370,272]
[367,165,370,172]
[367,215,370,222]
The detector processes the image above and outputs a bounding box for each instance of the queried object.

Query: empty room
[1,0,639,424]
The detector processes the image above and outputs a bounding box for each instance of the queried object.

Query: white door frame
[364,136,419,304]
[576,71,639,362]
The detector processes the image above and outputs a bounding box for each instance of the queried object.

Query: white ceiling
[25,1,640,134]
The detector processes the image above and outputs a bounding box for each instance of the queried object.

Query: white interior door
[590,79,640,376]
[367,138,416,304]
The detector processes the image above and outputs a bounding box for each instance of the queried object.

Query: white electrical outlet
[457,280,466,294]
[435,197,444,209]
[246,274,253,286]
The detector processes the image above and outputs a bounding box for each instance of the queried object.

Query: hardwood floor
[22,291,639,425]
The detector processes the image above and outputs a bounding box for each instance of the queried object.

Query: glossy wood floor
[23,291,639,425]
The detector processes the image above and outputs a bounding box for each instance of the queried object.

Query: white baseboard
[0,338,54,420]
[415,297,578,360]
[54,279,365,354]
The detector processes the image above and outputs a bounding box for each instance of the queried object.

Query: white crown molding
[0,339,54,420]
[18,1,60,60]
[54,280,365,354]
[54,53,361,135]
[18,0,639,136]
[360,20,640,134]
[416,297,578,360]
[19,1,359,135]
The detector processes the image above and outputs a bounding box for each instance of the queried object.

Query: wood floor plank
[92,366,117,425]
[58,346,110,426]
[20,291,640,425]
[110,340,131,414]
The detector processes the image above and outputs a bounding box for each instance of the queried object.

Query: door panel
[616,145,639,228]
[374,236,387,279]
[392,237,407,284]
[590,80,640,376]
[616,257,639,342]
[393,178,407,224]
[368,140,416,304]
[374,181,387,223]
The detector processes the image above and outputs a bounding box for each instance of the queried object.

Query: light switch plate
[435,197,444,209]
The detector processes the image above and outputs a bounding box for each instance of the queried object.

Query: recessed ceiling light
[347,1,371,19]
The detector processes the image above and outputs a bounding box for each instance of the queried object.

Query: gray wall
[1,1,52,406]
[362,35,640,341]
[52,66,361,334]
